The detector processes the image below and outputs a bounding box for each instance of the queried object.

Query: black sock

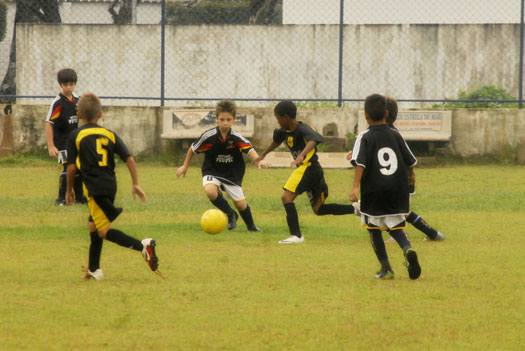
[210,192,235,216]
[58,172,67,200]
[389,228,412,253]
[105,229,143,251]
[407,212,438,239]
[317,203,355,215]
[88,231,103,272]
[74,173,85,200]
[284,202,301,237]
[239,205,256,229]
[369,229,391,271]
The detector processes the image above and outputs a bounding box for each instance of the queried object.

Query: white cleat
[424,231,446,241]
[352,201,361,216]
[82,268,104,280]
[278,235,305,244]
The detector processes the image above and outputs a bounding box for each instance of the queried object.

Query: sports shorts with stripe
[283,163,328,207]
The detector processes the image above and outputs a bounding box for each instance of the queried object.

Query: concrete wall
[2,104,524,159]
[14,23,521,106]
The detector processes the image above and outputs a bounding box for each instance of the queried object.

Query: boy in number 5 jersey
[350,94,421,280]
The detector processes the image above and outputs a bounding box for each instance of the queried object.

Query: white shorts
[202,175,246,201]
[361,214,407,230]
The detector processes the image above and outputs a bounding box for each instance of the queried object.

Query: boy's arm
[176,147,195,178]
[45,122,59,158]
[65,163,77,205]
[291,140,317,167]
[126,156,146,202]
[253,141,279,163]
[408,166,415,186]
[247,149,271,169]
[349,165,364,203]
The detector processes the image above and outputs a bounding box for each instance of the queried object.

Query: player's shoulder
[49,94,62,106]
[230,129,250,142]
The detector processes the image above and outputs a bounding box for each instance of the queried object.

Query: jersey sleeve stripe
[196,144,213,153]
[49,105,62,120]
[75,128,116,150]
[191,128,217,152]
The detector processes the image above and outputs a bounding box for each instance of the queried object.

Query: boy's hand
[291,154,305,168]
[253,155,264,164]
[132,185,146,202]
[256,160,271,169]
[349,189,359,203]
[65,190,75,206]
[176,165,188,178]
[346,151,353,161]
[48,145,59,158]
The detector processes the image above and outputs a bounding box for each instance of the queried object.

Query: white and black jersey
[191,127,253,186]
[351,124,417,217]
[45,93,80,150]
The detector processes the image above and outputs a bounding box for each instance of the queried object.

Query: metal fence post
[518,0,525,109]
[161,0,166,107]
[337,0,344,107]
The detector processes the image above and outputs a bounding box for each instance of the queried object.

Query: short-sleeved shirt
[45,93,80,150]
[273,122,324,166]
[351,124,417,217]
[191,127,253,186]
[66,123,131,197]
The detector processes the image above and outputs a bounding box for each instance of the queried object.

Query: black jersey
[45,93,80,150]
[191,127,253,186]
[351,124,417,216]
[273,122,324,166]
[66,123,131,197]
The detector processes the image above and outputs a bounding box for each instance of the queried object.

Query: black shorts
[87,194,122,231]
[283,163,329,207]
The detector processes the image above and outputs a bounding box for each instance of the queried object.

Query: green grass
[1,164,524,350]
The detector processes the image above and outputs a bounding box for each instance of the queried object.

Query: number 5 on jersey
[96,137,109,166]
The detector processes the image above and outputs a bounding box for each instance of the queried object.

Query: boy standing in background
[45,68,85,205]
[350,94,421,280]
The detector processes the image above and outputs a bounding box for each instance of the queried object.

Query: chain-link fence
[0,0,523,108]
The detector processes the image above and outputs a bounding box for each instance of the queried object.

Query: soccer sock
[73,173,85,200]
[88,231,103,272]
[105,229,143,251]
[317,203,355,215]
[389,228,412,253]
[407,211,438,239]
[369,229,392,271]
[58,172,67,200]
[239,204,256,229]
[284,202,302,238]
[210,192,235,216]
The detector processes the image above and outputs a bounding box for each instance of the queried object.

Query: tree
[109,0,133,25]
[0,0,61,101]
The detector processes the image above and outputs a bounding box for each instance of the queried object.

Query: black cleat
[405,249,421,280]
[227,212,238,230]
[248,226,262,232]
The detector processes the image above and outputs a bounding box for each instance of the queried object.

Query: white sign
[161,109,254,139]
[357,110,451,141]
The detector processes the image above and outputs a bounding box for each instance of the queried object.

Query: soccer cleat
[248,226,262,232]
[385,236,396,243]
[352,201,361,216]
[278,235,305,244]
[424,231,446,241]
[81,268,104,280]
[404,249,421,280]
[55,199,66,206]
[227,212,238,230]
[141,238,159,271]
[375,269,395,279]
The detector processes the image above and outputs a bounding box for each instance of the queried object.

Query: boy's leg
[316,203,355,215]
[74,171,86,203]
[56,164,67,205]
[234,201,260,232]
[368,228,393,278]
[279,190,304,243]
[406,212,445,241]
[204,183,237,230]
[388,228,412,253]
[389,225,421,280]
[88,230,103,271]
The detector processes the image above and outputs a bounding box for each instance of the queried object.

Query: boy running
[256,100,357,244]
[350,94,421,280]
[176,100,270,232]
[65,92,161,280]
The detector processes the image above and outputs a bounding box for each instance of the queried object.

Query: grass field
[1,160,524,351]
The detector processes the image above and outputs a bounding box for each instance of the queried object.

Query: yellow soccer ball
[200,209,228,234]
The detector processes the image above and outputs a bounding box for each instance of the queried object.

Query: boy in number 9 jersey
[350,94,421,280]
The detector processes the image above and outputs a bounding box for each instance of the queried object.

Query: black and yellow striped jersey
[273,122,324,166]
[66,123,131,197]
